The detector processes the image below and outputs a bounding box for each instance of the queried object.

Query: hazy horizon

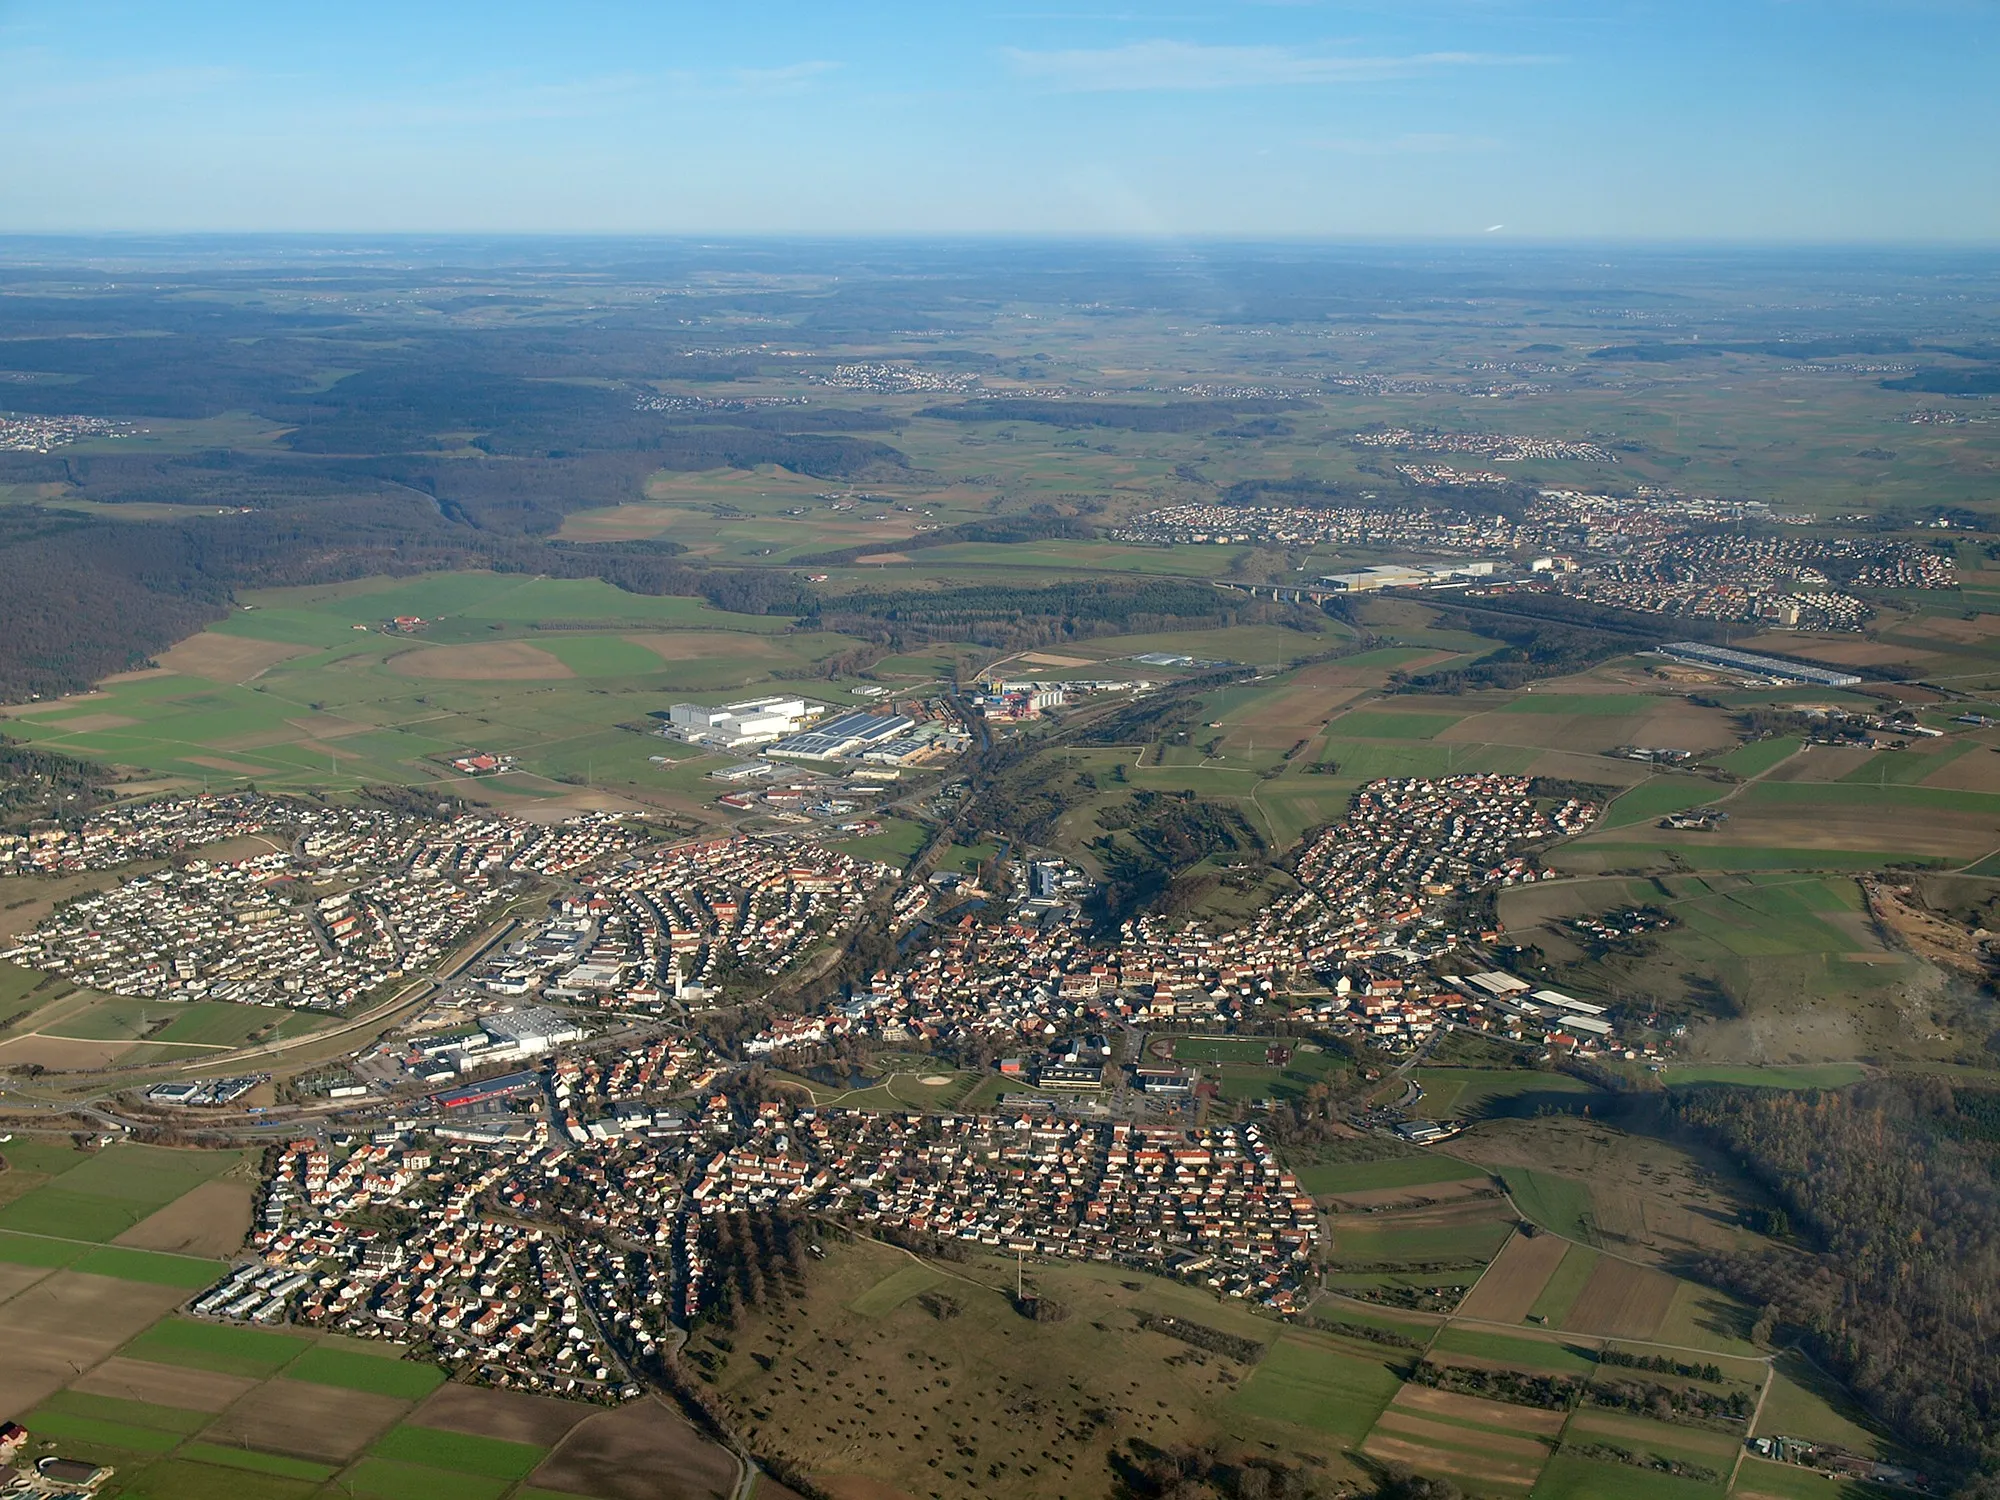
[4,0,1996,243]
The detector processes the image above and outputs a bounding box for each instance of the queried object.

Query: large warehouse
[1654,641,1863,688]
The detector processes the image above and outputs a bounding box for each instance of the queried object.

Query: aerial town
[0,413,134,452]
[0,761,1636,1405]
[190,1096,1320,1415]
[1119,481,1956,628]
[1348,427,1621,463]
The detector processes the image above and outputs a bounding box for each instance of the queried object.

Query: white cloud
[1003,38,1549,91]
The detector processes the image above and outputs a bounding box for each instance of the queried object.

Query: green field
[1531,1452,1725,1500]
[1432,1327,1598,1375]
[0,1190,141,1242]
[1500,1168,1598,1244]
[121,1318,313,1378]
[1732,1455,1904,1500]
[0,1229,84,1267]
[1755,1352,1897,1457]
[30,1390,212,1437]
[0,1144,250,1244]
[178,1443,339,1482]
[45,1000,325,1049]
[1172,1035,1289,1064]
[1718,737,1801,777]
[284,1343,447,1398]
[1654,1282,1765,1360]
[1330,1219,1514,1265]
[0,1136,107,1185]
[18,1409,184,1454]
[27,995,316,1049]
[122,1458,325,1500]
[1737,780,2000,815]
[1306,739,1538,783]
[1205,1048,1348,1103]
[1524,866,1918,1030]
[71,1245,227,1287]
[342,1455,512,1500]
[1526,1244,1601,1326]
[1332,710,1463,741]
[1412,1067,1597,1120]
[827,817,931,869]
[369,1425,547,1480]
[3,570,865,797]
[1231,1336,1405,1442]
[1602,777,1731,829]
[933,839,1001,874]
[1840,739,1976,786]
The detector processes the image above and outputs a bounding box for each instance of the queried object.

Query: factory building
[665,697,821,749]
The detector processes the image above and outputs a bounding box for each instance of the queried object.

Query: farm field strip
[1360,1428,1546,1490]
[1,1291,662,1500]
[1457,1229,1571,1323]
[1563,1257,1681,1341]
[1526,1245,1601,1327]
[1296,1154,1488,1196]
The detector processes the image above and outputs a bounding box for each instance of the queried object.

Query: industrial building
[1654,641,1863,688]
[1318,561,1498,592]
[432,1006,586,1074]
[663,696,821,749]
[766,710,915,761]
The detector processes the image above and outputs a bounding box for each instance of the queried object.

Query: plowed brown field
[1563,1258,1678,1340]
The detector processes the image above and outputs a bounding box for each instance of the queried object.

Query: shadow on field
[1464,1089,1607,1122]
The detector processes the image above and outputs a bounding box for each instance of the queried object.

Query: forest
[0,497,817,701]
[0,275,944,701]
[789,512,1097,567]
[813,580,1312,651]
[0,737,117,826]
[1090,790,1265,926]
[918,397,1302,432]
[1674,1078,2000,1494]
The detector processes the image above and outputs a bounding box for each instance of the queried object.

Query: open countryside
[0,235,1994,1500]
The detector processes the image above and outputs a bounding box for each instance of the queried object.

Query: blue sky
[1,0,1994,240]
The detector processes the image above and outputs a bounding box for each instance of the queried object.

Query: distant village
[1119,479,1956,630]
[0,413,135,453]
